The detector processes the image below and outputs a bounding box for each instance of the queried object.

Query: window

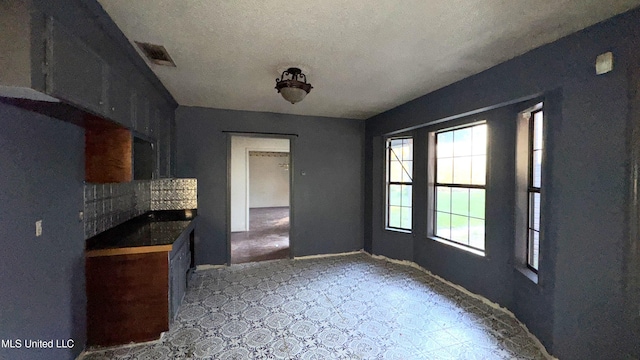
[433,123,487,252]
[515,102,544,280]
[527,109,543,271]
[386,137,413,230]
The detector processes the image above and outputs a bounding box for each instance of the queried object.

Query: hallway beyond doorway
[230,207,290,264]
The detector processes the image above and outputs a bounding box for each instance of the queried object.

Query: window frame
[430,121,487,254]
[526,108,543,273]
[515,101,544,283]
[385,136,413,232]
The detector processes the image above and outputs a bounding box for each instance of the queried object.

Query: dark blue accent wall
[0,103,85,360]
[365,8,640,360]
[175,107,364,265]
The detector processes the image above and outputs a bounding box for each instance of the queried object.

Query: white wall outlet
[595,51,613,75]
[79,211,84,221]
[35,220,42,237]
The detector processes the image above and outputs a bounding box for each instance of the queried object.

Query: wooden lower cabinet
[86,251,169,347]
[86,227,194,347]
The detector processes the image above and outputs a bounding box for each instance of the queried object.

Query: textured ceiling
[98,0,640,119]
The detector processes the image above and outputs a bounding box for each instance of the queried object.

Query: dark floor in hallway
[231,207,290,264]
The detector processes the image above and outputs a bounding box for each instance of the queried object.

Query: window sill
[385,227,412,234]
[515,265,539,284]
[427,236,486,257]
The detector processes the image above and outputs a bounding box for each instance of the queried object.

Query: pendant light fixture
[275,67,313,104]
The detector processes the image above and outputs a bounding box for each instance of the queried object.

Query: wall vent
[135,41,176,67]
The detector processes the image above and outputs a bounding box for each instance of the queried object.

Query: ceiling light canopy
[275,67,313,104]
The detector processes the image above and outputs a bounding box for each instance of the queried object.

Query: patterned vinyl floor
[81,253,549,359]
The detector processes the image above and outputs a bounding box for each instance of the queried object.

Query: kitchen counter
[85,210,197,257]
[85,209,197,346]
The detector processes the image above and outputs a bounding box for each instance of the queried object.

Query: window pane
[402,139,413,160]
[402,161,413,182]
[532,150,542,188]
[471,155,486,185]
[451,188,469,216]
[437,158,453,183]
[401,207,412,229]
[469,189,485,219]
[436,186,451,213]
[453,157,472,184]
[453,128,472,157]
[450,214,469,245]
[472,124,487,155]
[437,132,454,158]
[531,192,540,231]
[529,229,539,270]
[390,141,404,161]
[469,218,485,250]
[390,139,404,149]
[436,212,451,239]
[401,185,412,207]
[533,112,543,150]
[389,185,401,206]
[390,161,402,182]
[389,206,401,228]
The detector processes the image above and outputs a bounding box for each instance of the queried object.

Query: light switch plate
[35,220,42,237]
[595,52,613,75]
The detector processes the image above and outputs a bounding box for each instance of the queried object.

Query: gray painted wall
[365,8,640,360]
[176,107,364,265]
[0,103,85,360]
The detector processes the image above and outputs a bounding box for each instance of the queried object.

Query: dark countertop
[86,210,197,252]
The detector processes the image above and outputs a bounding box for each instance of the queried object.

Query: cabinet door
[185,249,192,286]
[47,19,106,115]
[149,107,161,179]
[169,239,189,321]
[158,111,172,178]
[181,242,189,294]
[169,254,180,321]
[178,252,185,306]
[106,70,133,128]
[170,116,177,177]
[134,93,150,136]
[149,106,159,139]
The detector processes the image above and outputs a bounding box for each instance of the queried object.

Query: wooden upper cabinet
[0,3,51,99]
[150,106,160,138]
[159,111,172,178]
[106,70,134,128]
[0,2,175,181]
[0,6,141,129]
[46,18,107,116]
[85,117,132,184]
[134,93,150,136]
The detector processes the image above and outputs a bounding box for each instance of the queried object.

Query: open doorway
[229,135,291,264]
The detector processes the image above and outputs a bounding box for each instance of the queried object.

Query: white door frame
[227,133,296,265]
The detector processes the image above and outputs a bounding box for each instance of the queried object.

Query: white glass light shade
[279,87,307,104]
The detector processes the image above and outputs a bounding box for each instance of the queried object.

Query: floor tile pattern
[82,253,548,359]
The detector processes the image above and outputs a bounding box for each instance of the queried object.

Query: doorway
[229,135,292,264]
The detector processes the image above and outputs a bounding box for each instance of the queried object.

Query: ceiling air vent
[135,41,176,67]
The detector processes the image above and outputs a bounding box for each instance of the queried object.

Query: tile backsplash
[151,178,198,211]
[83,178,197,239]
